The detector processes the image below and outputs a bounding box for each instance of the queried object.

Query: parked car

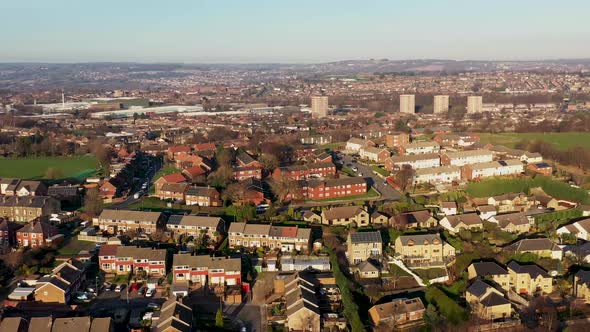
[76,292,92,302]
[115,284,125,293]
[145,288,156,298]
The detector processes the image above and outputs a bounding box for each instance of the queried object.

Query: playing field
[477,132,590,150]
[0,156,97,180]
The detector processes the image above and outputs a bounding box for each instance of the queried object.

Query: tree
[207,166,233,189]
[215,307,224,328]
[84,187,103,216]
[258,153,279,174]
[222,182,246,205]
[396,165,416,192]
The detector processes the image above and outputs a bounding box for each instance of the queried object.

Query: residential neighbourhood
[3,11,590,330]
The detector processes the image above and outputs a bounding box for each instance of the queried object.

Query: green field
[0,156,97,180]
[478,132,590,150]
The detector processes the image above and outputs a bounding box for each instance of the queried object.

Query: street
[339,154,402,201]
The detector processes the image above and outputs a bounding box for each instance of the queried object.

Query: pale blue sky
[1,0,589,63]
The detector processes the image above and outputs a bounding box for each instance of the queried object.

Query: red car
[130,283,141,292]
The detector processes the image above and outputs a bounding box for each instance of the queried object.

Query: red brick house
[167,145,191,160]
[182,166,207,182]
[157,182,189,201]
[236,151,261,168]
[284,177,367,201]
[193,143,216,152]
[273,162,336,181]
[240,178,267,206]
[99,180,118,200]
[99,245,167,277]
[16,220,59,248]
[154,173,187,194]
[185,186,222,207]
[174,153,203,169]
[233,166,263,181]
[527,162,552,176]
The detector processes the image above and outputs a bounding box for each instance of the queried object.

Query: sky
[1,0,589,63]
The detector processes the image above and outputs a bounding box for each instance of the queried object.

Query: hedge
[425,286,469,324]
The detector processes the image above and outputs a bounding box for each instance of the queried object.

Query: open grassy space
[478,132,590,150]
[57,238,96,256]
[371,165,390,177]
[0,156,97,180]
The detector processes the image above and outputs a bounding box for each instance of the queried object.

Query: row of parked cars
[111,282,156,297]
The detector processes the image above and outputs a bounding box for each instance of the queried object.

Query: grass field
[0,156,97,180]
[478,132,590,150]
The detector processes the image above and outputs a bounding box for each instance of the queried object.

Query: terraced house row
[228,222,312,252]
[172,254,241,286]
[273,161,336,180]
[284,177,367,201]
[98,245,167,276]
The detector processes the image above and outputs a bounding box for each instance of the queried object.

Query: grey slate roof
[350,231,382,244]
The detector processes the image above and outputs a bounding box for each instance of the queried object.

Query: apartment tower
[467,96,483,113]
[433,95,449,113]
[311,95,329,118]
[400,94,415,114]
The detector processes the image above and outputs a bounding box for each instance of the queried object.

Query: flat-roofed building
[467,96,483,113]
[433,95,449,113]
[311,95,329,118]
[400,94,415,114]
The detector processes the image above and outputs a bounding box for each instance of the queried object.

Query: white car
[145,288,156,297]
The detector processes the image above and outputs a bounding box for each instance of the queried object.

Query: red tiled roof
[161,173,187,183]
[194,143,216,151]
[168,146,191,154]
[183,166,206,177]
[99,244,119,256]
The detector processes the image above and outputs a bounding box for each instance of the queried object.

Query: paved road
[339,154,402,201]
[111,158,161,209]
